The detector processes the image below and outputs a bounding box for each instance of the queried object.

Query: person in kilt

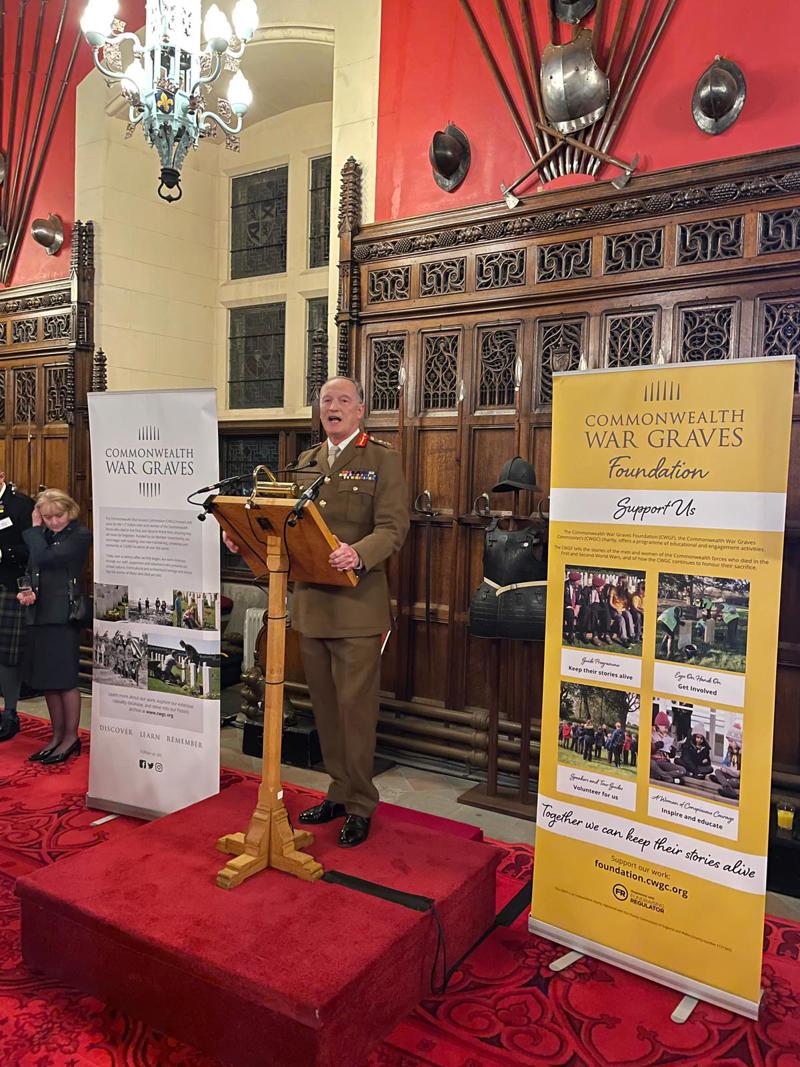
[0,474,34,743]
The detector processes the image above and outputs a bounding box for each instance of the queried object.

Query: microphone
[193,473,249,494]
[287,473,326,527]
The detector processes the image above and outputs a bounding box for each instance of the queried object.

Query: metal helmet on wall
[692,56,746,135]
[553,0,597,24]
[429,123,471,192]
[541,29,609,134]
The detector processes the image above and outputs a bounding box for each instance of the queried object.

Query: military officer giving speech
[224,377,409,847]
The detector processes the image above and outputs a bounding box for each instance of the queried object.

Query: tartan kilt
[0,588,24,665]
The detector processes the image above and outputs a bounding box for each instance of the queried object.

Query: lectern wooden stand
[210,491,357,889]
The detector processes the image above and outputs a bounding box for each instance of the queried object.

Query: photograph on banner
[563,567,646,654]
[557,681,639,810]
[655,572,749,672]
[171,589,219,631]
[147,633,221,700]
[93,624,148,690]
[126,583,184,627]
[94,583,129,622]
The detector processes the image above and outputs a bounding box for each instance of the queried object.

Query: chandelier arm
[91,49,129,82]
[226,40,245,60]
[202,110,244,137]
[127,105,144,125]
[192,53,223,93]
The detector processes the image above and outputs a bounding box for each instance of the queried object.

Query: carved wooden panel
[677,302,735,361]
[605,310,658,368]
[758,297,800,390]
[11,319,38,345]
[603,227,664,274]
[368,335,404,412]
[477,325,518,407]
[677,217,743,264]
[13,368,36,423]
[421,331,459,411]
[42,312,73,342]
[419,258,466,297]
[45,363,71,423]
[759,206,800,255]
[536,239,591,282]
[367,266,410,303]
[475,249,526,290]
[536,316,585,407]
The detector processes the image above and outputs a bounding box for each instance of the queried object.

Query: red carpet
[2,714,800,1066]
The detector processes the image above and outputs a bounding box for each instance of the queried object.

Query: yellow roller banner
[530,356,795,1019]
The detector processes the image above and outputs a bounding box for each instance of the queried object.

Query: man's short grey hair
[321,376,365,403]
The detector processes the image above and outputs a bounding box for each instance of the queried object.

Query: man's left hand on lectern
[222,531,240,554]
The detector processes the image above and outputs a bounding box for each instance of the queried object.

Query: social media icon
[139,759,147,769]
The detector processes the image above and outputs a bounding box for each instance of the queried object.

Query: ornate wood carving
[45,364,70,423]
[367,266,410,303]
[11,319,38,345]
[335,158,363,377]
[42,312,73,342]
[536,239,591,283]
[13,368,36,423]
[536,317,584,406]
[308,327,328,443]
[604,228,664,274]
[606,311,657,368]
[0,373,6,422]
[759,206,800,255]
[352,155,800,264]
[419,258,466,297]
[92,348,108,391]
[369,336,404,412]
[477,326,517,407]
[677,216,743,264]
[678,302,735,362]
[475,249,526,290]
[422,332,459,410]
[760,298,800,390]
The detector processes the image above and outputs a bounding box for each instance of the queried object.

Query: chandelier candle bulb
[227,71,252,115]
[122,60,146,100]
[232,0,259,41]
[80,0,118,46]
[203,4,232,52]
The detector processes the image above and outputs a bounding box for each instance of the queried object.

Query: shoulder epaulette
[368,435,393,449]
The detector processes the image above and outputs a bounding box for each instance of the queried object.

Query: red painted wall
[1,0,143,288]
[376,0,800,222]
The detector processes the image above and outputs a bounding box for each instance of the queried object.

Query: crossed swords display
[458,0,678,204]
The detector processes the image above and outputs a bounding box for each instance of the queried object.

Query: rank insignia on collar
[339,469,377,481]
[355,432,369,448]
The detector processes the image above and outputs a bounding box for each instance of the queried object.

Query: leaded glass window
[308,155,331,268]
[228,303,285,409]
[231,166,288,279]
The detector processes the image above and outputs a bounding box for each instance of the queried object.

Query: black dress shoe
[0,714,20,742]
[41,739,82,765]
[338,814,371,848]
[28,745,57,762]
[298,799,346,825]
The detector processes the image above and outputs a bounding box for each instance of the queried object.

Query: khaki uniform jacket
[291,434,409,638]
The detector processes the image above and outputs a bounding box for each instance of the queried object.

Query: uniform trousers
[299,633,382,818]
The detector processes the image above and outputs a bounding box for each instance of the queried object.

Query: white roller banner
[87,389,220,818]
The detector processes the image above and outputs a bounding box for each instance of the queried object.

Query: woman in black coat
[17,489,92,764]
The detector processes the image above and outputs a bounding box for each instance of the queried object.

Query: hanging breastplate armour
[469,521,547,641]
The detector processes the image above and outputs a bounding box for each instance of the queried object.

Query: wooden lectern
[210,483,357,889]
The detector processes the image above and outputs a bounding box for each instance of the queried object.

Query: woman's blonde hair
[35,488,80,520]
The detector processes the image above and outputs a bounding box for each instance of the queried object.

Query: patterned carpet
[1,715,799,1066]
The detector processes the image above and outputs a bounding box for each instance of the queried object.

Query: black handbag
[68,578,93,627]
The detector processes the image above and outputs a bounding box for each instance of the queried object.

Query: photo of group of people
[656,573,749,674]
[110,583,219,631]
[557,682,640,783]
[147,633,221,700]
[650,698,743,805]
[563,567,646,657]
[93,625,148,690]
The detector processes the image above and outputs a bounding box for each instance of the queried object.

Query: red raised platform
[16,780,501,1067]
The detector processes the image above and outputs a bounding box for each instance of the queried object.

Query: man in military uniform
[0,473,34,742]
[224,377,408,847]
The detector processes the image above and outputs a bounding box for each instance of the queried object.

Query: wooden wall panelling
[341,146,800,806]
